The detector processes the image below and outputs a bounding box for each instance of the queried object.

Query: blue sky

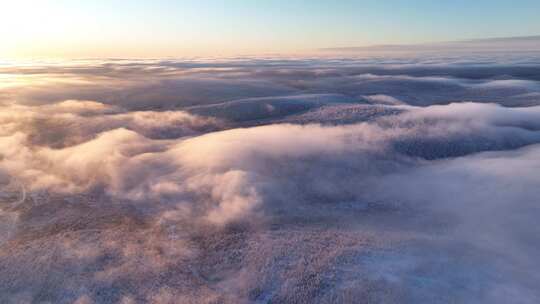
[1,0,539,58]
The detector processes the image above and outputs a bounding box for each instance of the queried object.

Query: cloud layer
[1,56,540,303]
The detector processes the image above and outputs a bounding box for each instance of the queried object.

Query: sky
[1,0,540,59]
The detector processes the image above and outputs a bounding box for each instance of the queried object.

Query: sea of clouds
[1,54,540,303]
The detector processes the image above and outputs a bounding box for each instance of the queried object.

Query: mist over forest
[1,51,540,303]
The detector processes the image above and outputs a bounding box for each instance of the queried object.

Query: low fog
[1,55,540,303]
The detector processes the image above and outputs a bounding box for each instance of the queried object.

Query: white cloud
[1,58,540,303]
